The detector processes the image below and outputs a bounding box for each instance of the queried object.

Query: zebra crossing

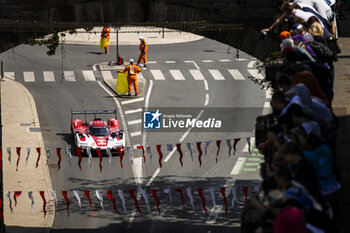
[4,58,263,83]
[4,68,253,83]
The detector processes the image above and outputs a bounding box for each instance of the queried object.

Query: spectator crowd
[241,0,343,232]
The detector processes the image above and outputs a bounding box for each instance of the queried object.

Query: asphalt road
[1,38,266,233]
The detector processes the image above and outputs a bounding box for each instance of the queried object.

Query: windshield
[89,126,109,136]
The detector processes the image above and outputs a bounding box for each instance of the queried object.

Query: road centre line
[203,79,209,91]
[236,58,247,61]
[165,61,176,63]
[202,60,213,63]
[124,108,143,115]
[121,97,145,105]
[142,80,154,147]
[204,94,209,106]
[184,60,200,69]
[147,61,157,64]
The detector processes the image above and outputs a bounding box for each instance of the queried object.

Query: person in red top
[119,59,141,96]
[100,26,111,54]
[137,36,148,68]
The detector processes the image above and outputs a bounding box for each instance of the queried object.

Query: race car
[71,110,125,151]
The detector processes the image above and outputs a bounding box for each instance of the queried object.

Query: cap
[139,36,144,40]
[129,58,134,63]
[279,31,292,41]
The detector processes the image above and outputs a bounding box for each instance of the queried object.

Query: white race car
[71,110,125,152]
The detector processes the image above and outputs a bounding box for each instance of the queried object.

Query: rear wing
[71,110,117,123]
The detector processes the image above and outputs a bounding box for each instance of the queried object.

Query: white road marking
[4,72,15,80]
[125,108,143,115]
[43,71,55,82]
[146,168,160,186]
[101,70,113,80]
[242,143,249,152]
[266,88,272,99]
[133,144,140,150]
[92,64,98,71]
[203,79,209,91]
[82,70,96,81]
[63,71,76,81]
[231,157,247,175]
[247,69,264,80]
[184,60,200,69]
[189,69,205,80]
[247,61,256,68]
[262,101,271,115]
[204,94,209,106]
[228,69,245,80]
[147,61,157,64]
[165,61,176,64]
[209,69,225,80]
[219,59,231,62]
[164,147,177,163]
[169,69,185,80]
[236,58,247,61]
[128,119,142,125]
[142,80,154,147]
[23,72,35,82]
[150,69,166,80]
[133,158,143,184]
[202,60,213,63]
[121,97,145,105]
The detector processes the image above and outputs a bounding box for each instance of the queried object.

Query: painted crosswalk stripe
[189,69,205,80]
[228,69,245,80]
[4,72,15,80]
[130,131,141,137]
[169,70,185,80]
[101,70,113,80]
[209,69,225,80]
[147,61,157,64]
[150,70,165,80]
[63,71,76,81]
[165,61,176,64]
[121,97,145,105]
[23,72,35,82]
[219,59,231,62]
[202,60,213,63]
[128,119,142,125]
[231,157,247,175]
[82,70,96,81]
[247,69,264,80]
[125,108,143,115]
[43,71,55,82]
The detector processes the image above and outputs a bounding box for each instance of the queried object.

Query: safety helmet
[129,58,134,64]
[139,36,144,40]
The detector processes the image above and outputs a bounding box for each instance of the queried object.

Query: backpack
[307,41,333,62]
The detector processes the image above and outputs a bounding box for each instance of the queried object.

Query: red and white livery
[71,110,125,151]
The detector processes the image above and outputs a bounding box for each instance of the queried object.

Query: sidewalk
[59,26,203,45]
[1,78,54,231]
